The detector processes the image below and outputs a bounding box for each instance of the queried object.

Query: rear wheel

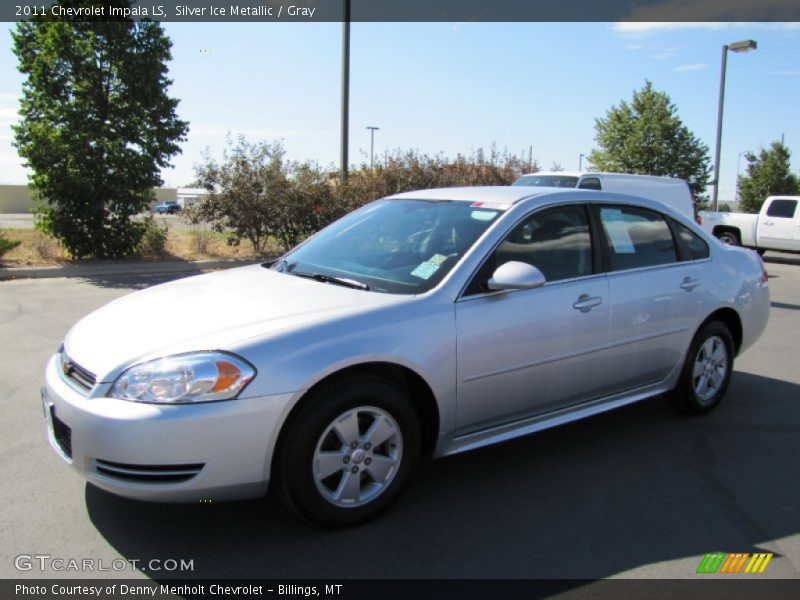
[667,321,734,414]
[276,377,420,526]
[716,230,740,246]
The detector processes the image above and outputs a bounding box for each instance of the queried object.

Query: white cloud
[675,63,709,72]
[615,22,728,34]
[766,69,800,76]
[614,21,800,35]
[651,51,678,60]
[626,43,644,50]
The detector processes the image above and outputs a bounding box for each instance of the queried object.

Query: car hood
[64,264,407,382]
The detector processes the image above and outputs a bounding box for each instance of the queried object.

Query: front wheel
[667,321,734,414]
[275,377,420,526]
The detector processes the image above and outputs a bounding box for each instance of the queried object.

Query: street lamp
[579,153,586,172]
[711,39,757,211]
[340,0,351,182]
[366,126,379,169]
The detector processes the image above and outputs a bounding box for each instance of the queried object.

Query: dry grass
[0,229,70,265]
[0,228,281,267]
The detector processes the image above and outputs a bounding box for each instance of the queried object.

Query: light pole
[366,126,379,169]
[340,0,350,182]
[711,39,757,211]
[734,150,747,212]
[579,153,586,172]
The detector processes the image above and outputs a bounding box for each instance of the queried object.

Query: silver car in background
[42,187,769,525]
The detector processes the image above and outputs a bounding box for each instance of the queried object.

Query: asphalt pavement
[1,254,798,583]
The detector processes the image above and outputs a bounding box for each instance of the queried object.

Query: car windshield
[268,199,503,294]
[513,175,579,188]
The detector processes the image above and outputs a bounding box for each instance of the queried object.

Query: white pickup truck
[700,195,800,254]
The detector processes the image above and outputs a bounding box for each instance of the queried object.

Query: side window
[766,199,798,219]
[464,205,592,295]
[598,206,677,271]
[671,219,710,260]
[578,177,601,190]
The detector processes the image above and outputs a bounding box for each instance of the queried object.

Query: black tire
[275,376,420,526]
[667,321,734,414]
[716,230,740,246]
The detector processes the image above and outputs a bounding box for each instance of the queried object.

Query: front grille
[94,460,204,484]
[50,407,72,459]
[60,354,96,393]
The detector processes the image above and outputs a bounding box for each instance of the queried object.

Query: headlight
[110,352,255,404]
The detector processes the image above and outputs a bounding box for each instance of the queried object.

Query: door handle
[680,277,701,291]
[763,221,774,226]
[573,294,602,313]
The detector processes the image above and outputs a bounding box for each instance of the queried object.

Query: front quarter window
[270,199,502,294]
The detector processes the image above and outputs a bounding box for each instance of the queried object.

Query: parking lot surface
[1,254,798,581]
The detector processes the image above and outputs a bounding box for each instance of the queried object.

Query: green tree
[588,81,711,200]
[12,1,188,258]
[738,141,799,213]
[190,137,291,254]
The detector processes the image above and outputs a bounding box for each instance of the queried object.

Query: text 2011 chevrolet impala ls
[42,187,769,525]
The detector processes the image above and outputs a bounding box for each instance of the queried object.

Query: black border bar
[4,0,800,22]
[4,579,800,600]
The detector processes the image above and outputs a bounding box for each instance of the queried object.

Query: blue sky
[1,21,799,201]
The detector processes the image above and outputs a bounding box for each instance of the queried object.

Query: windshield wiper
[291,271,370,291]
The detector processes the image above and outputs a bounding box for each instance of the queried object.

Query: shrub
[190,138,532,253]
[137,215,169,258]
[190,229,214,255]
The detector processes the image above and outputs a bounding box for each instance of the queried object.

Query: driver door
[454,204,609,435]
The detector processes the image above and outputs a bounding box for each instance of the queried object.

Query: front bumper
[43,354,295,502]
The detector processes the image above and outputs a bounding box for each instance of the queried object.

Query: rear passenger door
[596,204,703,395]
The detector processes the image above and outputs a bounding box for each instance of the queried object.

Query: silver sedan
[42,187,770,525]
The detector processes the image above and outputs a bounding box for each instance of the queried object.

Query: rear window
[577,177,602,190]
[598,206,677,271]
[513,175,579,188]
[766,199,798,219]
[671,220,710,261]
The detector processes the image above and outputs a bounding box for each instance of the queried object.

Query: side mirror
[487,261,546,291]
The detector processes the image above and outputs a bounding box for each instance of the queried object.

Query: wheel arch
[270,361,441,485]
[712,226,741,244]
[699,307,743,356]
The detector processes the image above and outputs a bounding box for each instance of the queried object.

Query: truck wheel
[276,377,420,526]
[716,230,740,246]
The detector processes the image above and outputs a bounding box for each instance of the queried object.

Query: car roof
[384,185,696,226]
[386,185,571,207]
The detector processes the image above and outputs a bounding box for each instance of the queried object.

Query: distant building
[0,184,178,214]
[177,188,209,209]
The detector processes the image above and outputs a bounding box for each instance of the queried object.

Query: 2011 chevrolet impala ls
[42,187,769,525]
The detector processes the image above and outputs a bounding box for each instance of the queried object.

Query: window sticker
[427,253,449,266]
[471,210,497,221]
[601,209,635,254]
[410,261,441,280]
